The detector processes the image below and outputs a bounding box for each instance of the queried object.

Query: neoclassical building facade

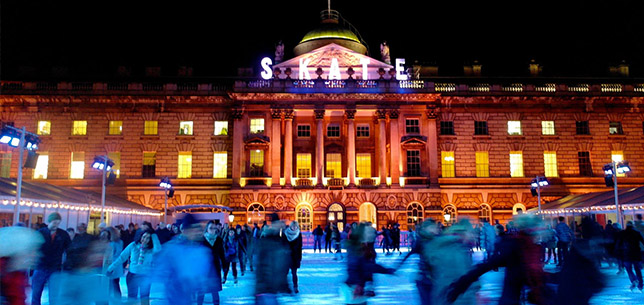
[2,11,644,230]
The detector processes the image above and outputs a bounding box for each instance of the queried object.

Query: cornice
[228,92,440,103]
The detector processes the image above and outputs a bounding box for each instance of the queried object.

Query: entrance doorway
[327,203,345,232]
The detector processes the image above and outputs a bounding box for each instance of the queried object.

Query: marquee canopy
[533,186,644,215]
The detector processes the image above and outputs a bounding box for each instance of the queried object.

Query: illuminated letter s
[260,57,273,80]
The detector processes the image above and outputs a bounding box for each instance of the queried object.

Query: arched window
[327,203,345,232]
[246,203,265,225]
[478,203,491,223]
[406,202,424,230]
[512,203,526,215]
[442,204,457,224]
[359,202,377,227]
[296,203,313,231]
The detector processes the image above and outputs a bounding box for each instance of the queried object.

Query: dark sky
[3,0,644,79]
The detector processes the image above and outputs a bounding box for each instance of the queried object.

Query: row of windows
[36,120,230,136]
[439,120,630,136]
[0,151,229,180]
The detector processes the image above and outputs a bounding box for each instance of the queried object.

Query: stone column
[270,108,282,187]
[346,109,357,187]
[426,105,439,185]
[231,109,244,187]
[389,110,401,186]
[376,109,388,187]
[283,109,294,187]
[315,109,325,187]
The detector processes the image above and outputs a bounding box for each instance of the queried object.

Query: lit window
[250,118,265,134]
[544,151,558,177]
[142,152,156,178]
[70,152,85,179]
[179,121,193,135]
[507,121,522,135]
[0,152,11,178]
[33,152,48,179]
[178,152,192,178]
[611,151,625,177]
[72,121,87,135]
[326,153,341,178]
[327,125,340,138]
[37,121,51,135]
[356,153,371,177]
[609,121,623,135]
[214,121,228,136]
[108,121,123,135]
[406,202,423,230]
[249,150,264,176]
[213,152,228,178]
[441,151,455,178]
[541,121,555,135]
[476,151,489,177]
[296,153,311,178]
[479,204,491,223]
[509,151,524,177]
[356,125,370,137]
[406,118,420,134]
[247,203,265,225]
[107,152,121,178]
[407,150,421,176]
[144,120,158,135]
[297,125,311,137]
[296,205,312,231]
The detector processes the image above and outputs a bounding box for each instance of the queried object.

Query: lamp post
[92,155,114,224]
[0,125,40,225]
[228,213,235,224]
[531,176,550,218]
[159,177,173,224]
[604,161,631,228]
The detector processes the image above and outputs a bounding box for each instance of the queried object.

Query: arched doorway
[478,203,491,223]
[406,202,424,230]
[296,203,313,231]
[442,204,457,225]
[359,202,377,228]
[513,203,526,215]
[246,202,265,225]
[327,203,346,232]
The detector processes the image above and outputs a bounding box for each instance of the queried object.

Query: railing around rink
[299,230,413,249]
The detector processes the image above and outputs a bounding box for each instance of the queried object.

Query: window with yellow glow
[359,202,377,227]
[179,121,193,135]
[356,153,371,178]
[72,121,87,135]
[70,152,85,179]
[33,152,48,179]
[441,151,455,178]
[0,153,11,178]
[611,151,625,177]
[214,121,228,136]
[144,120,158,135]
[177,152,192,178]
[107,152,121,178]
[296,205,313,231]
[250,118,265,134]
[509,151,524,177]
[507,121,522,135]
[108,121,123,135]
[249,150,264,176]
[544,151,558,177]
[541,121,555,135]
[37,121,51,135]
[213,152,228,178]
[326,153,341,178]
[475,151,489,177]
[142,152,156,178]
[297,153,311,178]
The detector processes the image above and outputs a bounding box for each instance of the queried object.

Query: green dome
[293,10,368,56]
[299,23,361,44]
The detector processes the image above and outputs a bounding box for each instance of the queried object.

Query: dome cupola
[294,10,368,56]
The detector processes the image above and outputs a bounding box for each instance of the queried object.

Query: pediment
[401,135,427,146]
[244,135,270,145]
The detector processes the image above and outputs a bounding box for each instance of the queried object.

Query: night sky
[3,0,644,79]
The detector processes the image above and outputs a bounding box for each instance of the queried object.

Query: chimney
[529,59,542,77]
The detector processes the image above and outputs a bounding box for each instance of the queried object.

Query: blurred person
[332,223,344,261]
[121,223,136,247]
[31,212,71,305]
[133,221,152,243]
[0,226,44,305]
[107,231,161,305]
[480,219,496,262]
[64,222,95,271]
[340,222,395,304]
[66,227,75,241]
[223,228,239,284]
[553,237,606,305]
[555,216,573,267]
[312,225,324,253]
[156,213,212,305]
[390,223,401,256]
[542,224,558,265]
[243,224,253,272]
[378,225,392,255]
[255,213,291,304]
[235,224,248,276]
[613,222,626,274]
[102,227,124,302]
[398,219,439,305]
[285,221,303,293]
[54,237,109,305]
[324,223,333,253]
[197,220,226,305]
[616,221,644,291]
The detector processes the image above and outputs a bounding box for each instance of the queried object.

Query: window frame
[356,124,370,138]
[543,151,558,177]
[142,152,156,178]
[250,118,265,134]
[72,120,87,136]
[108,120,123,135]
[441,151,455,178]
[356,153,372,178]
[37,121,51,135]
[509,151,524,177]
[405,118,420,134]
[507,120,522,135]
[541,120,555,135]
[179,121,194,135]
[440,121,455,135]
[475,151,490,177]
[474,121,488,135]
[576,121,590,135]
[326,153,342,178]
[406,150,421,176]
[213,152,228,178]
[214,121,229,136]
[297,124,311,138]
[177,152,192,178]
[296,153,311,178]
[578,151,593,177]
[144,120,158,135]
[326,124,340,138]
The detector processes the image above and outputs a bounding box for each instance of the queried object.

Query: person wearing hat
[31,212,71,305]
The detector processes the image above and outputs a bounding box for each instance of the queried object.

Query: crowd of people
[1,211,643,305]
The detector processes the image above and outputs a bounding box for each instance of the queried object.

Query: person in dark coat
[324,223,333,253]
[155,222,172,244]
[31,212,71,305]
[197,220,226,305]
[255,214,291,304]
[223,229,239,284]
[617,221,644,291]
[285,221,303,293]
[235,224,248,276]
[312,225,324,253]
[63,222,95,271]
[391,223,401,255]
